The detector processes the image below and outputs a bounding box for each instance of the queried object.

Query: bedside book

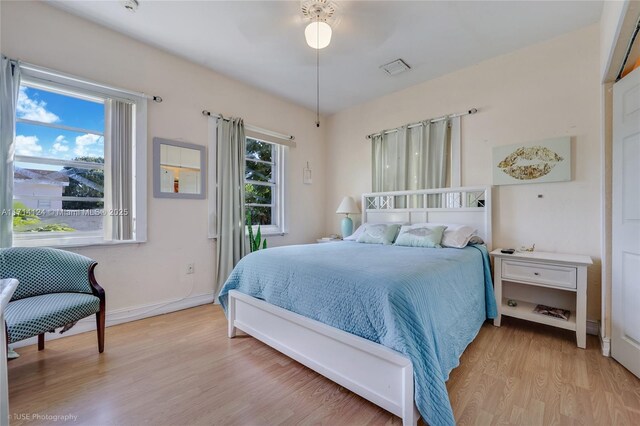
[317,237,343,243]
[532,304,571,321]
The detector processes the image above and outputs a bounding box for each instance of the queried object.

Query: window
[244,137,286,235]
[12,66,147,247]
[14,83,105,237]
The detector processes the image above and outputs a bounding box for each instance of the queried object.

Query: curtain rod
[15,60,163,103]
[202,110,295,141]
[365,108,478,140]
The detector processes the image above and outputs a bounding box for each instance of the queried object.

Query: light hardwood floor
[7,305,640,426]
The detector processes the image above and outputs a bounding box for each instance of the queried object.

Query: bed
[218,187,496,426]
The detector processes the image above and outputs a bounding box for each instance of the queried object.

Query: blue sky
[16,85,105,163]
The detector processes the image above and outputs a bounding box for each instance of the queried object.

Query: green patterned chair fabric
[0,248,95,301]
[5,293,100,344]
[0,247,105,352]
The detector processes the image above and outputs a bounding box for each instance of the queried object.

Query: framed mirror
[153,138,206,199]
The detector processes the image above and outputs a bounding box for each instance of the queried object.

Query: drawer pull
[502,260,577,289]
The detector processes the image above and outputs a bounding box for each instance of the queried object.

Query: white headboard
[361,186,492,249]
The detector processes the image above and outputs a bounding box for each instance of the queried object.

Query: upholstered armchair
[0,248,105,353]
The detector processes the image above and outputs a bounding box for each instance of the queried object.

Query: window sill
[248,226,287,237]
[13,234,145,249]
[260,231,288,237]
[208,231,288,240]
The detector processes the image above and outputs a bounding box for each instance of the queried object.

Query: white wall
[1,1,326,317]
[13,183,63,210]
[325,25,603,321]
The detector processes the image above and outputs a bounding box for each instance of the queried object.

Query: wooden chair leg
[37,333,44,351]
[96,310,105,353]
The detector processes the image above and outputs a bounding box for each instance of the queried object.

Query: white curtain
[0,57,20,248]
[215,117,246,294]
[104,99,133,240]
[372,120,449,206]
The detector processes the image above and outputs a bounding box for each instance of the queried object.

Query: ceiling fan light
[305,21,332,49]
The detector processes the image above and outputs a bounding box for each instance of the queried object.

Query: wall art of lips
[498,146,564,180]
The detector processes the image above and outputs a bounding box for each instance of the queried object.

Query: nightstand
[490,249,592,348]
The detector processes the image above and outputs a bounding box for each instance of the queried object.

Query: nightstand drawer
[502,260,577,289]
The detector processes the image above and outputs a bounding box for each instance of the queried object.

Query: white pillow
[468,235,485,245]
[344,224,365,241]
[411,222,478,248]
[344,222,407,241]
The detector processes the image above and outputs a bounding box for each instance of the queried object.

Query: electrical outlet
[186,263,195,275]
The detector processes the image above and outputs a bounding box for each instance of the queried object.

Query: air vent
[380,59,411,76]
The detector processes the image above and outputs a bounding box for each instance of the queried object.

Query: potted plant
[246,210,267,252]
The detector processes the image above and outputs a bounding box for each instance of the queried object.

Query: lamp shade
[305,21,332,49]
[336,196,360,215]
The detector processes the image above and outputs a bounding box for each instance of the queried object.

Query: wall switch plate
[186,263,195,274]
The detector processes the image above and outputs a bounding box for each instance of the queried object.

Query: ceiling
[48,1,603,114]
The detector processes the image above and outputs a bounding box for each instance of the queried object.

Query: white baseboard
[584,319,611,356]
[586,319,600,336]
[11,292,215,349]
[600,335,611,357]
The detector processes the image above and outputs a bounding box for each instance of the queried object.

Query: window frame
[12,66,147,248]
[244,137,287,236]
[15,80,106,221]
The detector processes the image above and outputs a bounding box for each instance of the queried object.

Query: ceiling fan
[301,0,338,127]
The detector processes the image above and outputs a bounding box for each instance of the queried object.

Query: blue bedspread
[218,242,497,426]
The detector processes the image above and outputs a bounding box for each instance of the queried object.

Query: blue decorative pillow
[394,224,448,248]
[356,224,401,245]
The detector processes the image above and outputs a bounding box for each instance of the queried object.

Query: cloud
[52,142,70,153]
[74,133,103,157]
[17,87,60,123]
[15,135,43,156]
[51,135,70,154]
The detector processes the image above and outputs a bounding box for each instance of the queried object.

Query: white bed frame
[227,186,492,425]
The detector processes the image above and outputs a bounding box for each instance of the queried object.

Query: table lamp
[336,196,360,237]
